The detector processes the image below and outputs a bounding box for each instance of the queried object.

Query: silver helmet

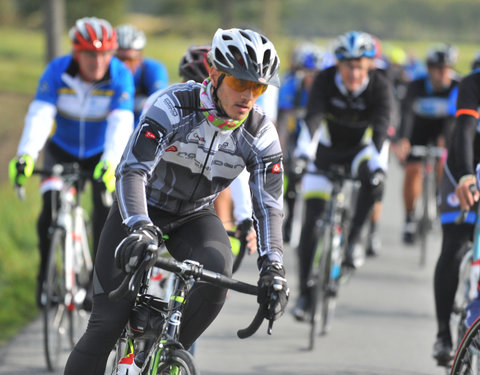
[116,24,146,50]
[209,28,280,87]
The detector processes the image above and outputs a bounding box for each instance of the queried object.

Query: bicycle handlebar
[410,145,446,158]
[109,247,270,338]
[455,184,477,224]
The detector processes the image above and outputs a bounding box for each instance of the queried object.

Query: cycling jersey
[132,58,169,125]
[17,55,135,163]
[397,74,459,147]
[116,81,284,264]
[305,66,393,154]
[447,71,480,181]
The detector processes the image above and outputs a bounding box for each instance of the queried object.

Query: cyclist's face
[75,50,114,82]
[210,67,265,120]
[428,64,452,91]
[116,49,143,73]
[337,58,371,92]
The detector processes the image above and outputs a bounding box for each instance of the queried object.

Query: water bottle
[116,352,145,375]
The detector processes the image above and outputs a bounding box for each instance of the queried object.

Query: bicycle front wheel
[43,227,69,371]
[157,349,199,375]
[309,225,330,350]
[450,317,480,374]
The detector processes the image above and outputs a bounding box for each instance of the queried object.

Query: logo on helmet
[259,78,266,83]
[93,40,103,49]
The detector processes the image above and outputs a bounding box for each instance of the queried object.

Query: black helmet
[426,44,458,67]
[179,44,211,83]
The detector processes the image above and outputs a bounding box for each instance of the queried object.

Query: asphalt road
[0,160,453,375]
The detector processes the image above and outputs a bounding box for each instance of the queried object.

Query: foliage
[0,181,41,345]
[13,0,129,28]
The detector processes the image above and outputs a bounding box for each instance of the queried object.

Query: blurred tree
[44,0,65,62]
[0,0,17,26]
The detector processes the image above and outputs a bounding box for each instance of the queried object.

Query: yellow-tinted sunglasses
[223,74,268,96]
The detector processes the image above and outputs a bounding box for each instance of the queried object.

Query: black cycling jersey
[397,74,459,149]
[447,71,480,180]
[305,66,393,153]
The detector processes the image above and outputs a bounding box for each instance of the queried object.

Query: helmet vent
[239,30,252,42]
[215,48,229,67]
[230,47,246,67]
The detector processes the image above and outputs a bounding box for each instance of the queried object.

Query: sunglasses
[223,74,268,96]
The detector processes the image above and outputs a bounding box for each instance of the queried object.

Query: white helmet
[334,31,376,60]
[116,24,146,50]
[209,28,280,87]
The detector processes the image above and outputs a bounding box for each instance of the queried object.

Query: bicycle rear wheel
[157,348,199,375]
[43,227,69,371]
[450,317,480,374]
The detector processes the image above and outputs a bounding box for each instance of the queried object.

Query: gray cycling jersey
[116,81,284,264]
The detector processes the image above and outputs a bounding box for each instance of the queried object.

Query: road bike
[449,199,480,373]
[307,166,356,350]
[18,163,95,371]
[410,144,446,267]
[106,245,273,374]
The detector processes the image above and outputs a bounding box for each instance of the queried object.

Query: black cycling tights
[64,203,232,375]
[296,181,376,296]
[434,223,473,343]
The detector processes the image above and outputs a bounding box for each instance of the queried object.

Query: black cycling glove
[257,260,289,321]
[115,222,162,273]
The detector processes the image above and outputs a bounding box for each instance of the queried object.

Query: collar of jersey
[199,78,248,131]
[334,71,370,97]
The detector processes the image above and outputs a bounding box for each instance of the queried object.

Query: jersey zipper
[188,130,219,203]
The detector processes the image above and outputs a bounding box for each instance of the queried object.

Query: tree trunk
[44,0,65,63]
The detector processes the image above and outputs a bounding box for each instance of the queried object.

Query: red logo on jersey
[145,131,156,139]
[272,163,281,173]
[166,146,178,152]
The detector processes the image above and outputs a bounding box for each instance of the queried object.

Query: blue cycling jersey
[277,71,309,110]
[132,58,169,125]
[34,55,135,159]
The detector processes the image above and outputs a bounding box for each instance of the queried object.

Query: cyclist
[392,44,460,244]
[276,41,325,243]
[431,58,480,365]
[472,51,480,71]
[177,43,257,254]
[8,17,135,308]
[292,30,393,320]
[115,24,169,126]
[64,27,289,374]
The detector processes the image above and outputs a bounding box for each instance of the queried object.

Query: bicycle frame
[410,144,446,267]
[50,169,93,308]
[109,252,264,375]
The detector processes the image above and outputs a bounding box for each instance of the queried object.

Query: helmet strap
[212,74,229,118]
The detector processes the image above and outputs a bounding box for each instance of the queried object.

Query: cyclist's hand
[469,262,480,301]
[392,138,410,162]
[293,156,308,177]
[236,218,256,254]
[115,223,162,273]
[257,261,289,321]
[94,160,116,193]
[456,174,479,211]
[8,154,34,187]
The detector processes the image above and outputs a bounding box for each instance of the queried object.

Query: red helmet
[69,17,118,51]
[179,44,211,83]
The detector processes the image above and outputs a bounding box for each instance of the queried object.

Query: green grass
[0,181,42,345]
